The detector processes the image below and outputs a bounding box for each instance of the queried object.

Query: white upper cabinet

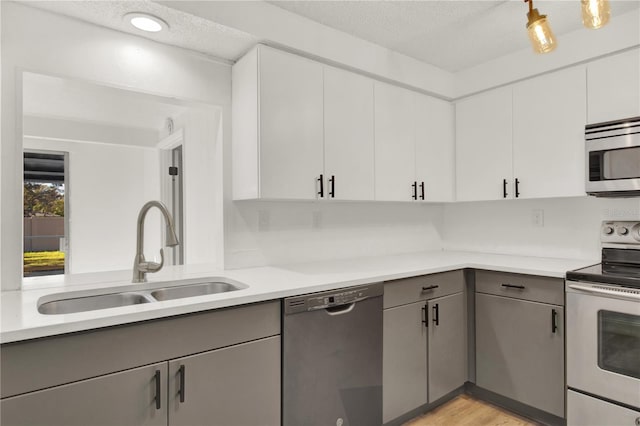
[323,66,375,201]
[374,82,417,201]
[587,49,640,124]
[415,95,455,202]
[456,87,513,201]
[512,66,587,199]
[258,47,324,200]
[232,45,323,200]
[375,82,455,202]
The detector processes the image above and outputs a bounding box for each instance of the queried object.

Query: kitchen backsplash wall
[225,201,444,268]
[442,197,640,260]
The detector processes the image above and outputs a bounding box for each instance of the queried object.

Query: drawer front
[384,270,464,309]
[475,270,564,306]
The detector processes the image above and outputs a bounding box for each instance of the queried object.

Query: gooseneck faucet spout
[133,200,179,283]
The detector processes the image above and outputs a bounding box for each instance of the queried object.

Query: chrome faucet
[132,200,179,283]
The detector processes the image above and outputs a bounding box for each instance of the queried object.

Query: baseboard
[383,385,465,426]
[465,383,565,426]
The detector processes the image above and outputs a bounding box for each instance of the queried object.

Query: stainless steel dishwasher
[283,282,383,426]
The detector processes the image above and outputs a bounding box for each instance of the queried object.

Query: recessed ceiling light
[125,12,168,33]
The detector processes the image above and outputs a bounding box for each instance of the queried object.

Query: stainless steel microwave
[586,116,640,197]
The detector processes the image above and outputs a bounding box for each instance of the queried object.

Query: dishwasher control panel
[284,282,383,315]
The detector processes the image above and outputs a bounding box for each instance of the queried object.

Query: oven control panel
[601,221,640,245]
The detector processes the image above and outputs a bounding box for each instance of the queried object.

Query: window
[23,151,67,277]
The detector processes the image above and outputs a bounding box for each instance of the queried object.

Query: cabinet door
[168,336,280,426]
[415,94,455,202]
[512,66,586,199]
[476,293,564,417]
[428,292,466,402]
[375,82,417,201]
[1,362,167,426]
[324,66,375,200]
[259,46,324,199]
[383,301,427,423]
[456,87,513,201]
[587,49,640,124]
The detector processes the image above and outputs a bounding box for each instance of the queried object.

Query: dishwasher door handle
[325,303,356,316]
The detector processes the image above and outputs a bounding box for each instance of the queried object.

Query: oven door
[566,281,640,409]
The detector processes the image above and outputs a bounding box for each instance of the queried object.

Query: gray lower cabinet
[1,362,168,426]
[1,301,281,426]
[168,336,280,426]
[427,292,466,403]
[383,301,428,423]
[383,270,466,423]
[476,293,564,417]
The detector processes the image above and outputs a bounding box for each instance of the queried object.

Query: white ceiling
[267,0,640,71]
[23,72,189,135]
[23,0,640,72]
[25,0,258,62]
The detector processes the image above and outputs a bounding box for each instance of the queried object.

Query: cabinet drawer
[384,270,464,309]
[475,271,564,306]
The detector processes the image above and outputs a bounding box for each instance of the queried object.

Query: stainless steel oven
[586,116,640,197]
[566,221,640,425]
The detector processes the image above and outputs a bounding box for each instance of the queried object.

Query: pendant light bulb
[525,0,557,54]
[582,0,611,29]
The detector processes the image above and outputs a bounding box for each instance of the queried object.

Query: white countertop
[0,250,597,344]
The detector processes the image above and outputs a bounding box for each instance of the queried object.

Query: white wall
[23,136,161,274]
[442,197,640,261]
[225,201,444,269]
[1,2,229,290]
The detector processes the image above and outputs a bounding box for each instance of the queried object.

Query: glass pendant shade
[582,0,611,29]
[526,8,557,54]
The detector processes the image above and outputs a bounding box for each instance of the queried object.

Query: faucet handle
[145,248,165,273]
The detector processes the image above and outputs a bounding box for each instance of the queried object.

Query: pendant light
[524,0,557,54]
[581,0,611,29]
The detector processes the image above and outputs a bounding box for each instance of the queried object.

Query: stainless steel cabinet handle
[551,309,558,333]
[154,370,161,410]
[178,365,186,403]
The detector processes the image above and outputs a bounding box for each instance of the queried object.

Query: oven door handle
[568,283,640,301]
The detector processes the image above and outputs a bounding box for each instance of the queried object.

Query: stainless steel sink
[38,292,152,315]
[37,278,247,314]
[151,282,242,301]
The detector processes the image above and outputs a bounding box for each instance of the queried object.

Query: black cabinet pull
[421,285,439,292]
[178,365,186,403]
[420,182,425,200]
[412,182,417,200]
[422,304,427,328]
[432,304,439,326]
[329,175,335,198]
[503,179,508,198]
[154,370,161,410]
[515,178,520,198]
[317,174,324,198]
[501,283,525,290]
[551,309,558,333]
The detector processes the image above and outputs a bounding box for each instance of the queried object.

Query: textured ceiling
[268,0,640,71]
[22,0,640,72]
[25,1,258,62]
[23,73,189,137]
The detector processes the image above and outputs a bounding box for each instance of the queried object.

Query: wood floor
[403,394,539,426]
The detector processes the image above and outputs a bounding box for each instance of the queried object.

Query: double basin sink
[38,279,247,315]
